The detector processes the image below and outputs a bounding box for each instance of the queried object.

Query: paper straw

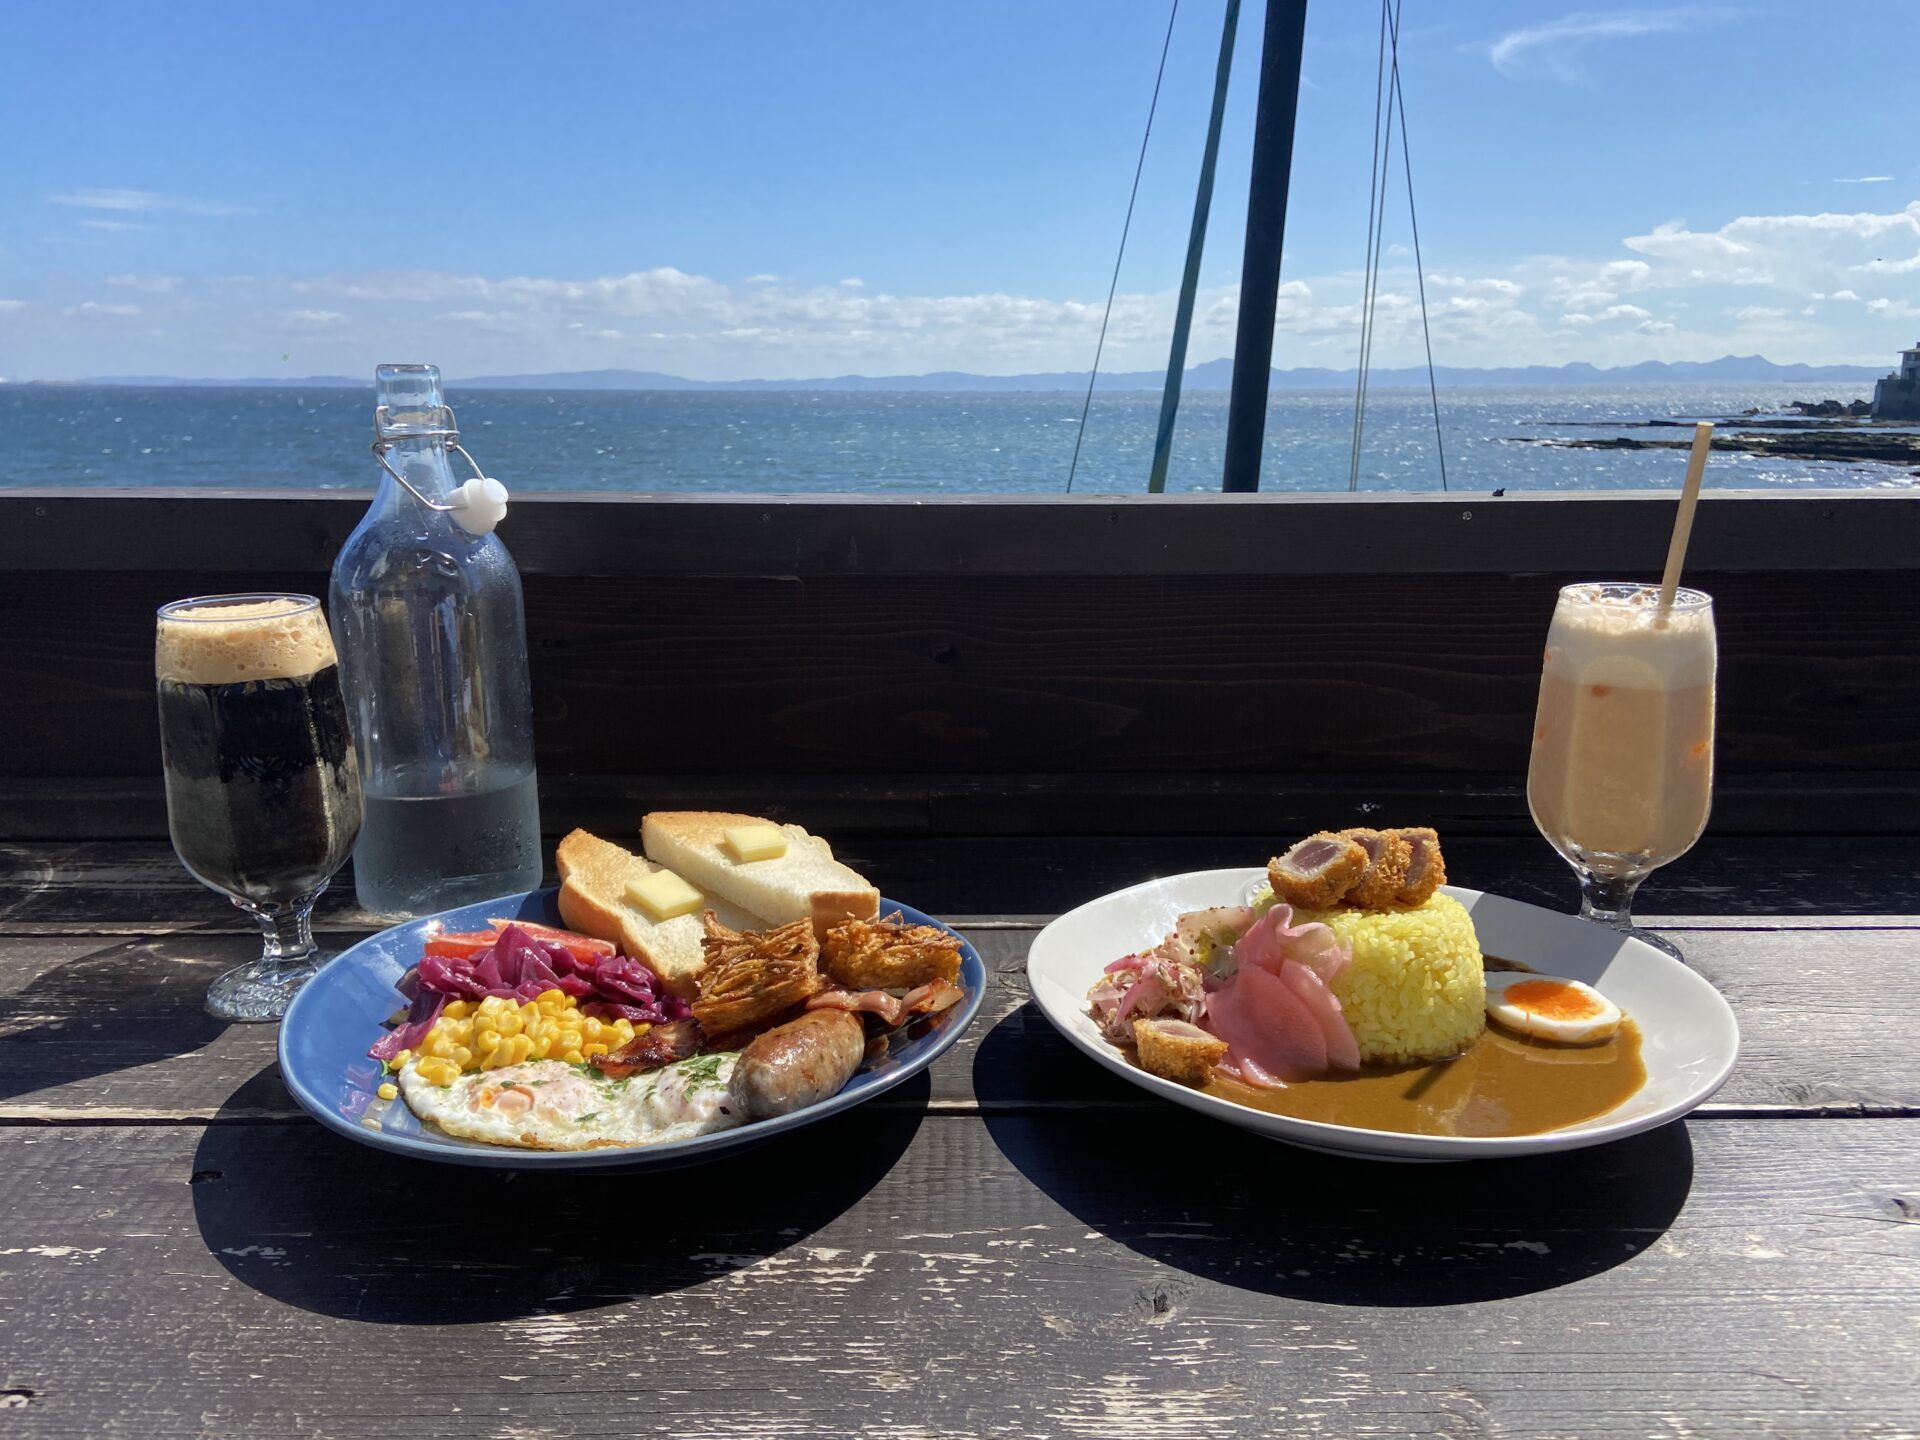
[1658,422,1714,620]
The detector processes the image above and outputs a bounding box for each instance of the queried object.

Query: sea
[1,381,1908,495]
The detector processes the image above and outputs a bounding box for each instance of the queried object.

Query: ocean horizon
[2,379,1910,495]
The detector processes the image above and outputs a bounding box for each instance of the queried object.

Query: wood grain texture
[7,837,1920,933]
[9,767,1920,844]
[7,487,1917,576]
[3,918,1917,1122]
[4,565,1914,796]
[0,1118,1914,1438]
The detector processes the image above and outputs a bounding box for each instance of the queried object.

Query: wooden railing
[5,488,1916,840]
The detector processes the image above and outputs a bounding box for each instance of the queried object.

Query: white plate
[1026,870,1740,1162]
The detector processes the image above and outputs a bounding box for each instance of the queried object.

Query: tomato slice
[421,931,503,960]
[485,918,617,960]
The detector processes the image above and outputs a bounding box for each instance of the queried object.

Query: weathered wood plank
[7,837,1920,932]
[9,768,1918,843]
[0,1118,1914,1438]
[5,566,1914,795]
[7,487,1916,576]
[4,923,1917,1121]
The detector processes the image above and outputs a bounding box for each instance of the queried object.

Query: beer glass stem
[247,894,320,967]
[206,888,327,1021]
[1576,869,1644,930]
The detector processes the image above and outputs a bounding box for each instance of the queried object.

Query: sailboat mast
[1148,0,1240,495]
[1222,0,1309,493]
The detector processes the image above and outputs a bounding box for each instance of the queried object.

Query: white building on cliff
[1871,341,1920,420]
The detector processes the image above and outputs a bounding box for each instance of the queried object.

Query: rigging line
[1067,0,1181,495]
[1389,0,1448,492]
[1347,0,1391,492]
[1351,0,1401,491]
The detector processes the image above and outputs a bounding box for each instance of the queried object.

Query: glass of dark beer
[156,594,364,1020]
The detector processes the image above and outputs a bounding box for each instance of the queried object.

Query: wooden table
[3,837,1917,1438]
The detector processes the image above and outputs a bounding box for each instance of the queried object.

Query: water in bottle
[329,363,543,917]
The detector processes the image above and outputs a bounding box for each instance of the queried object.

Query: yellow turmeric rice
[1256,890,1485,1064]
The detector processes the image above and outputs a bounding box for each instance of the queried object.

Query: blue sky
[1,0,1916,380]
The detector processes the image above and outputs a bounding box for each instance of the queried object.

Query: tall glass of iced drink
[1527,582,1716,947]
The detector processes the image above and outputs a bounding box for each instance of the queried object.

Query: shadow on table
[191,1068,927,1324]
[975,1005,1694,1307]
[0,934,230,1103]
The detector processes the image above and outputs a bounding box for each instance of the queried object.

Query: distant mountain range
[66,354,1889,392]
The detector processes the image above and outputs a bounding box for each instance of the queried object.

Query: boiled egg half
[1484,972,1623,1046]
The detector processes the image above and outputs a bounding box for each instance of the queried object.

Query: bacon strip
[804,978,967,1031]
[807,987,905,1027]
[588,1017,704,1079]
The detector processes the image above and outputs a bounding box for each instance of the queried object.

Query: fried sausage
[727,1007,866,1120]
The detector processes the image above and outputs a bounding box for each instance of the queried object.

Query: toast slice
[553,829,765,999]
[641,811,880,937]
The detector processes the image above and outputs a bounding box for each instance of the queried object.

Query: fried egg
[1484,973,1623,1046]
[398,1053,741,1151]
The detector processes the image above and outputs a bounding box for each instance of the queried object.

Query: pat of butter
[626,868,704,921]
[722,823,788,862]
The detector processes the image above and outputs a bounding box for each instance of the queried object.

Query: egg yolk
[1501,979,1603,1020]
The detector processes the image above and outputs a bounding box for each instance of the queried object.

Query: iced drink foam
[1527,583,1716,874]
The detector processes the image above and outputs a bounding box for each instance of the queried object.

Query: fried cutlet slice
[1389,826,1447,906]
[1133,1017,1227,1086]
[822,912,963,991]
[1338,827,1414,908]
[1267,832,1370,909]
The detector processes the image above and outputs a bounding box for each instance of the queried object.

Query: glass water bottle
[328,363,542,918]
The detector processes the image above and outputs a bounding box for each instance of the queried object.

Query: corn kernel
[376,1081,399,1101]
[475,1028,501,1055]
[561,1049,584,1065]
[583,1043,609,1058]
[452,1045,473,1068]
[443,1000,472,1019]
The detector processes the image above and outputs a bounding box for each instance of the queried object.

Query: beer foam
[156,596,338,685]
[1542,585,1716,689]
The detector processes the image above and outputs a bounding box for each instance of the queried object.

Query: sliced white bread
[640,811,880,937]
[553,829,765,999]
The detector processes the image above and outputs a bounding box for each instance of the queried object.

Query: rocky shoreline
[1526,421,1920,472]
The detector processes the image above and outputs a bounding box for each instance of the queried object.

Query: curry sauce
[1185,956,1645,1138]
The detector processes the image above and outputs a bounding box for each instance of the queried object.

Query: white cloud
[80,219,149,232]
[0,298,24,312]
[1597,303,1651,321]
[744,273,779,285]
[277,309,347,329]
[53,187,247,216]
[1488,9,1730,81]
[1733,305,1787,320]
[1429,274,1524,298]
[1635,319,1676,334]
[1854,251,1920,274]
[1835,176,1893,184]
[1867,297,1920,318]
[838,278,865,289]
[65,301,141,317]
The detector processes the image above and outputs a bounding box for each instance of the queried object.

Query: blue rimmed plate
[279,888,985,1169]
